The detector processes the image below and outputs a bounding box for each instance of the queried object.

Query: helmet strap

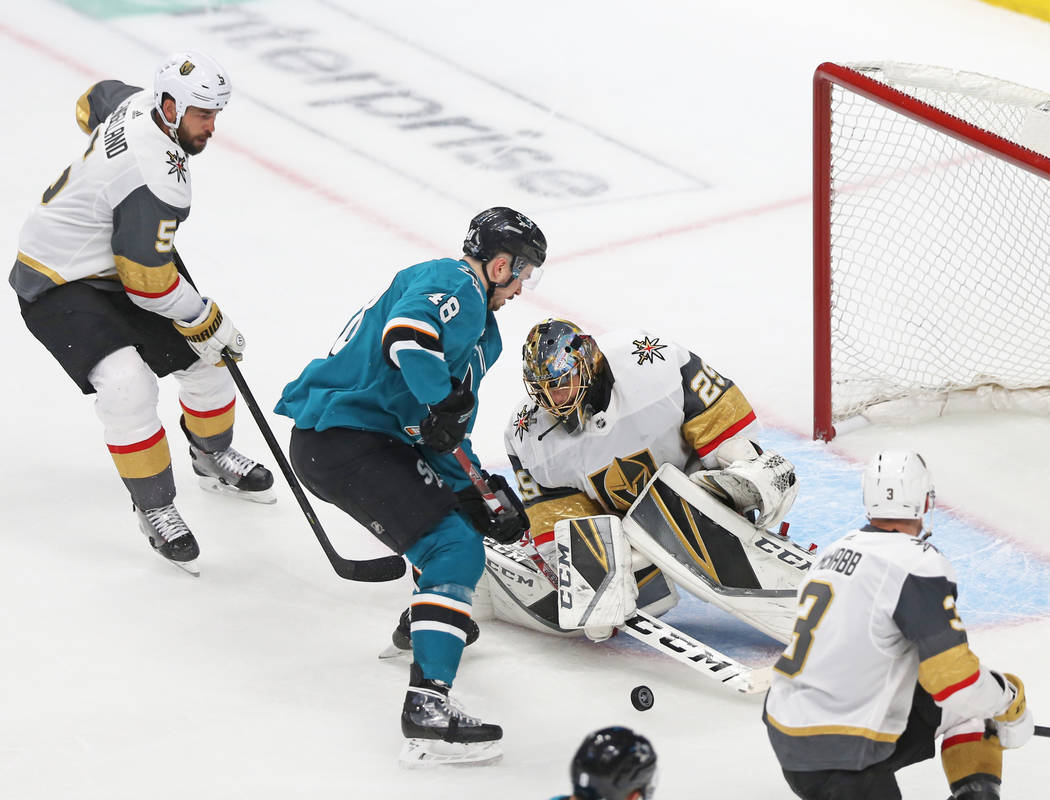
[476,259,496,300]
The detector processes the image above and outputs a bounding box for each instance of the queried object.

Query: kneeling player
[385,319,806,648]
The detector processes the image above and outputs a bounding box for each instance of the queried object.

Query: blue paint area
[759,427,1050,631]
[495,424,1050,665]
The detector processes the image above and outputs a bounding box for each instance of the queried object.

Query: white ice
[2,1,1049,798]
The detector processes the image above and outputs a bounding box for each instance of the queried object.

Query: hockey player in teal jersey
[275,207,546,767]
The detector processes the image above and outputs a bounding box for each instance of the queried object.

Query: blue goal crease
[491,425,1050,659]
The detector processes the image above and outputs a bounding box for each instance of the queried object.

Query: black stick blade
[336,555,407,582]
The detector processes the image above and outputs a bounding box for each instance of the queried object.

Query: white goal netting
[824,62,1050,426]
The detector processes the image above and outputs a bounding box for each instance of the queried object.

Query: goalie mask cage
[813,61,1050,441]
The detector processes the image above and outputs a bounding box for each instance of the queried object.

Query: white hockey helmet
[154,50,232,130]
[862,450,935,520]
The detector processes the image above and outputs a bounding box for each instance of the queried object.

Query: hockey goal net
[813,61,1050,441]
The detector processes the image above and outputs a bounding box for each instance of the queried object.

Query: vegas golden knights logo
[588,450,658,512]
[179,61,196,76]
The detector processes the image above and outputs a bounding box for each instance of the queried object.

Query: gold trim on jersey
[681,385,754,452]
[918,643,981,698]
[108,429,172,480]
[526,492,604,536]
[17,252,66,286]
[941,733,1003,785]
[764,712,900,743]
[114,256,179,297]
[76,84,97,134]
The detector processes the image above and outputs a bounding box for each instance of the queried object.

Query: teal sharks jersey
[275,258,501,485]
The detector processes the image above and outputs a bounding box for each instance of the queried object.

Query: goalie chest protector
[507,329,712,513]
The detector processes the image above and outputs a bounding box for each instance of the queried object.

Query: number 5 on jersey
[775,581,834,677]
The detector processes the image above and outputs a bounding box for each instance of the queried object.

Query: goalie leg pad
[477,540,579,636]
[554,515,637,637]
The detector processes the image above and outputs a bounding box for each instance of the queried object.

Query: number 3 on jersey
[774,581,834,677]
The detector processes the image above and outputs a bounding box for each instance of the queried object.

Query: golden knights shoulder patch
[513,405,533,440]
[631,336,667,365]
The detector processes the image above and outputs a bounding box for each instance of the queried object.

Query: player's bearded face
[177,107,219,155]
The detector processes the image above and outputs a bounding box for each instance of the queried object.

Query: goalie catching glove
[174,298,245,365]
[455,472,530,545]
[690,439,798,530]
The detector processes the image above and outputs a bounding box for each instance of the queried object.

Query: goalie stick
[171,251,405,583]
[450,447,768,693]
[451,445,558,585]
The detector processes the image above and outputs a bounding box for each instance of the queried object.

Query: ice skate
[398,663,502,767]
[189,442,276,504]
[135,504,200,576]
[379,608,480,660]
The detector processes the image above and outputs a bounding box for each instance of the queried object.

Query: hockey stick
[451,446,767,693]
[220,353,406,582]
[450,445,558,584]
[169,250,405,582]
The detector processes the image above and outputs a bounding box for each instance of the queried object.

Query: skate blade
[398,738,502,768]
[153,549,200,576]
[197,476,277,505]
[378,642,411,660]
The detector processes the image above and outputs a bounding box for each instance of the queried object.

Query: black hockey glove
[455,472,531,545]
[419,379,475,454]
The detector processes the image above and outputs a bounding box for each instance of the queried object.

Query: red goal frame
[812,61,1050,441]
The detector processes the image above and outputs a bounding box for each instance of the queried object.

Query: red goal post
[813,62,1050,441]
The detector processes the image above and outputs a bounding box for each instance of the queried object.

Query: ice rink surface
[2,1,1049,797]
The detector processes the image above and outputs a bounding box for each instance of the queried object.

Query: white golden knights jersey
[10,81,204,321]
[504,329,757,544]
[764,526,979,772]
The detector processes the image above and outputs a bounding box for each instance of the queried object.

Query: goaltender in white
[485,320,809,654]
[381,319,815,693]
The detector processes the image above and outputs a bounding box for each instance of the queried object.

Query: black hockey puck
[630,685,654,711]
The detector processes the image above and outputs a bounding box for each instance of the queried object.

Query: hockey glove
[455,472,530,545]
[992,672,1034,749]
[419,379,475,454]
[174,298,246,366]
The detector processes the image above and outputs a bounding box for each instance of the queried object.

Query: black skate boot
[135,504,200,576]
[399,662,502,767]
[379,607,480,659]
[188,441,276,504]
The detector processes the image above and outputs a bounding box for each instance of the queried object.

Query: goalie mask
[571,726,658,800]
[862,450,935,534]
[522,318,611,434]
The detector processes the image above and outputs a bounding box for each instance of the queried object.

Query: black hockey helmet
[523,318,612,435]
[463,206,547,289]
[571,726,658,800]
